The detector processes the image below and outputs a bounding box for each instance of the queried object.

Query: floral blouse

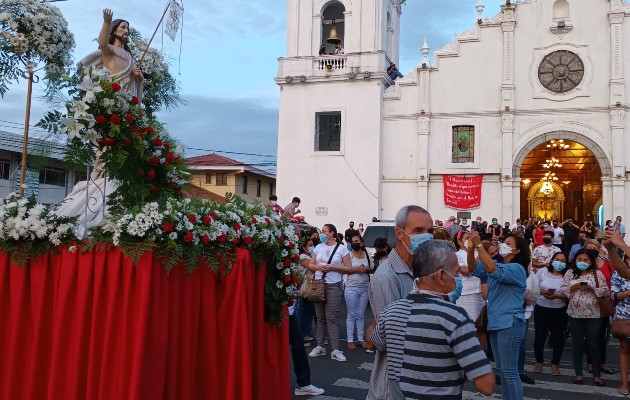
[560,269,610,319]
[611,272,630,320]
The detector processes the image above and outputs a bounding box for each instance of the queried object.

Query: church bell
[326,25,341,45]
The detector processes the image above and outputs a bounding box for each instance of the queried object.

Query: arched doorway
[321,2,345,55]
[517,138,603,224]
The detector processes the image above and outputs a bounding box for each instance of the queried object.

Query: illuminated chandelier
[539,172,558,195]
[540,181,554,195]
[547,140,570,150]
[543,157,562,169]
[542,171,558,182]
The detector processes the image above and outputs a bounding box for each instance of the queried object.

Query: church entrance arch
[514,131,610,224]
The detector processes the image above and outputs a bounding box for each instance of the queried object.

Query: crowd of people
[284,199,630,398]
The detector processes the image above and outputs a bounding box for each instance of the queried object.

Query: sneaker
[331,349,347,362]
[309,346,326,357]
[551,365,561,376]
[534,363,543,373]
[365,348,374,353]
[295,384,325,396]
[304,336,314,341]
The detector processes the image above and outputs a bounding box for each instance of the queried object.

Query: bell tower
[275,0,405,227]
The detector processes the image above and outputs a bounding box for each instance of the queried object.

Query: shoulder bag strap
[593,270,600,288]
[323,243,340,280]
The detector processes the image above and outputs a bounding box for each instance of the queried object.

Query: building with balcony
[186,153,276,203]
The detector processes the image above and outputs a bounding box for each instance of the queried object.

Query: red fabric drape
[0,247,290,400]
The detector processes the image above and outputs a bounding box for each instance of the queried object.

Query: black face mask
[351,243,362,251]
[311,237,320,246]
[543,237,552,244]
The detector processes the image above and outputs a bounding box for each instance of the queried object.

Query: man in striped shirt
[370,240,494,399]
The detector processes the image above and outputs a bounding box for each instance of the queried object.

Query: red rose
[218,234,227,243]
[131,126,140,133]
[125,114,134,123]
[202,234,211,245]
[234,223,241,231]
[210,212,219,220]
[147,169,156,180]
[95,115,107,124]
[232,237,239,245]
[150,185,159,192]
[110,114,121,125]
[166,152,175,161]
[289,294,296,304]
[283,258,291,267]
[149,156,160,166]
[137,168,145,176]
[146,126,155,133]
[164,142,171,149]
[296,231,302,239]
[251,218,258,224]
[97,139,107,147]
[203,215,212,226]
[293,255,300,263]
[122,138,131,145]
[265,218,271,225]
[153,138,163,146]
[132,96,139,105]
[163,221,174,232]
[292,275,299,284]
[243,236,252,245]
[111,82,121,92]
[278,236,285,244]
[188,215,196,224]
[183,231,194,243]
[106,138,115,146]
[283,275,292,283]
[288,242,295,250]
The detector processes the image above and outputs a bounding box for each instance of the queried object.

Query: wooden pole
[138,1,171,68]
[19,63,34,199]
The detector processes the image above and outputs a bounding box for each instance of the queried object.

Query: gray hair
[412,240,456,279]
[394,205,430,229]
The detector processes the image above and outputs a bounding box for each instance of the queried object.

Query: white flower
[60,117,85,140]
[76,75,103,103]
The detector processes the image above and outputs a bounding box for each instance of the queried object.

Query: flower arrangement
[0,0,75,96]
[88,195,302,325]
[0,193,78,265]
[58,67,190,210]
[127,28,185,118]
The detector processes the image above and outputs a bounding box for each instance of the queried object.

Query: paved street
[291,302,626,399]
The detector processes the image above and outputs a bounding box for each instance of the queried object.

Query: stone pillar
[500,3,516,112]
[602,177,614,221]
[417,65,431,207]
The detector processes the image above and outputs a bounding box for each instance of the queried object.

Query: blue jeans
[344,285,369,342]
[297,297,316,338]
[490,317,526,400]
[518,317,530,374]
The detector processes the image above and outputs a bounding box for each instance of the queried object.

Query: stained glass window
[452,126,475,163]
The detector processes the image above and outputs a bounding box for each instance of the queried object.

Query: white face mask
[463,240,470,249]
[499,242,513,258]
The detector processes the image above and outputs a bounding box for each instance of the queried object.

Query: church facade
[275,0,628,228]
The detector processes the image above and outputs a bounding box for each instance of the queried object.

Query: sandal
[346,343,356,350]
[618,389,630,396]
[601,367,616,375]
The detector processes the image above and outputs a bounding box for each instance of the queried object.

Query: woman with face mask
[488,218,503,240]
[533,252,569,376]
[583,240,615,376]
[467,231,529,400]
[308,224,356,362]
[453,231,486,321]
[298,239,317,346]
[560,248,610,386]
[344,234,374,350]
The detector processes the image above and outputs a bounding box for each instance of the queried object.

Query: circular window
[538,50,584,93]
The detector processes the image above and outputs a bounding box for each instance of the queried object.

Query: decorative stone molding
[611,109,626,128]
[417,116,430,134]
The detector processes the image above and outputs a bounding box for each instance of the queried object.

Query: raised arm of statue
[99,9,114,55]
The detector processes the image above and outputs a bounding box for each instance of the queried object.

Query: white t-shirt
[553,227,564,244]
[313,243,350,283]
[455,249,482,295]
[346,253,370,287]
[535,268,567,309]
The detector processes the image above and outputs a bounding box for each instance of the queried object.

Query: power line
[186,147,276,158]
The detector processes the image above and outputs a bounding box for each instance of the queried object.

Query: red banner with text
[443,175,483,209]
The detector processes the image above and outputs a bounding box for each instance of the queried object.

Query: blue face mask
[319,233,328,244]
[551,261,566,271]
[448,276,464,303]
[308,247,314,255]
[404,231,433,254]
[576,261,590,271]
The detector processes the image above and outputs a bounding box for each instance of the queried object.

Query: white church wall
[276,80,384,228]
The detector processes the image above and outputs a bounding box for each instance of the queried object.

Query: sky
[0,0,506,171]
